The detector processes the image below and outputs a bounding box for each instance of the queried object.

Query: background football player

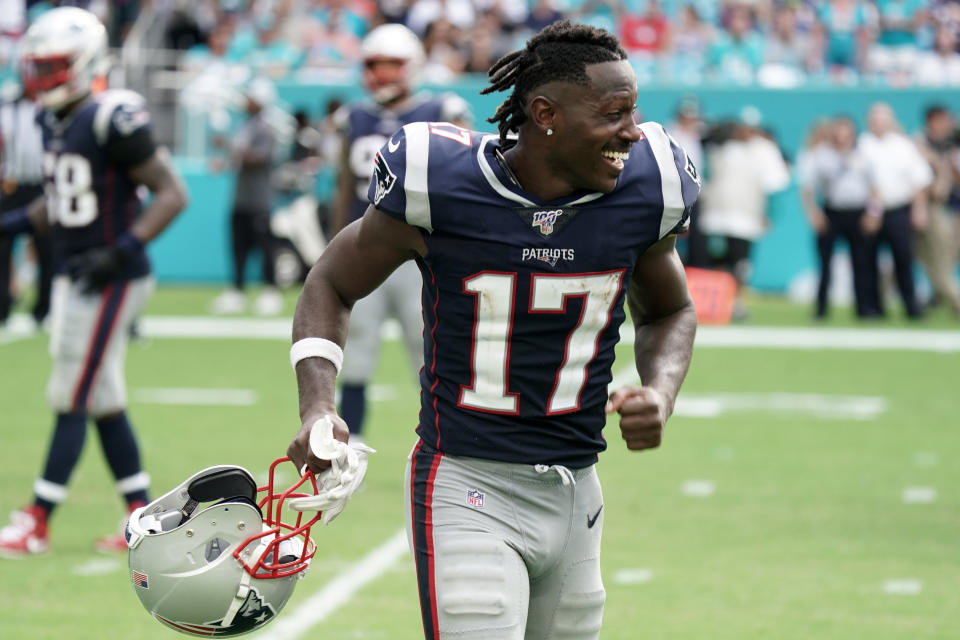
[0,7,188,556]
[331,23,472,444]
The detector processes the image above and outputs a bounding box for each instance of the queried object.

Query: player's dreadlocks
[481,20,628,143]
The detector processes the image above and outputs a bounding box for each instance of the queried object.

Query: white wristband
[290,338,344,375]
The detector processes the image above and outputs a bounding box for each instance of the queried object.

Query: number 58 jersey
[369,121,699,468]
[39,89,157,277]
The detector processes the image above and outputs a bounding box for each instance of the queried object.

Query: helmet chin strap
[221,567,254,628]
[221,536,269,628]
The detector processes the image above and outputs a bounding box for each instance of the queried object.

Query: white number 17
[460,270,624,415]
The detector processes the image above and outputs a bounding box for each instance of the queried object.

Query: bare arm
[607,235,697,450]
[288,206,425,472]
[331,133,352,236]
[126,147,189,243]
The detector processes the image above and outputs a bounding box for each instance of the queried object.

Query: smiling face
[541,60,642,194]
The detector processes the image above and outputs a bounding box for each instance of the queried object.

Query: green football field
[1,286,958,640]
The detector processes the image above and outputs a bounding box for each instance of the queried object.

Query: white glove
[289,416,375,524]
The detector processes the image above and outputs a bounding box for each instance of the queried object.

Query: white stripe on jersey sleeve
[639,121,686,240]
[403,121,433,231]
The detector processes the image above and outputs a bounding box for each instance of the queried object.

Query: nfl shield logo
[466,489,484,508]
[532,209,563,236]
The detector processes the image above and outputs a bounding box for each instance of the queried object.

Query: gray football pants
[341,259,423,383]
[46,275,153,415]
[404,440,606,639]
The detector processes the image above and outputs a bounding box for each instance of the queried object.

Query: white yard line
[257,529,409,640]
[132,387,258,406]
[135,316,960,352]
[688,326,960,353]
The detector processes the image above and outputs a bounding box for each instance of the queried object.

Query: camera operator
[914,105,960,317]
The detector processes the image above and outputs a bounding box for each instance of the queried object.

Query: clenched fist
[605,385,670,451]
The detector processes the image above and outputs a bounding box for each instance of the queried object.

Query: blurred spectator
[0,88,50,334]
[239,16,305,79]
[914,24,960,85]
[671,3,713,72]
[297,2,363,69]
[867,0,926,79]
[375,0,410,25]
[875,0,925,47]
[707,3,765,83]
[421,17,466,82]
[817,0,874,76]
[699,111,790,320]
[525,0,565,33]
[797,116,875,319]
[0,0,25,68]
[406,0,475,37]
[760,5,822,86]
[181,21,248,82]
[666,95,708,267]
[306,0,369,39]
[914,105,960,317]
[210,78,284,317]
[269,109,326,288]
[858,102,932,319]
[464,12,508,74]
[474,0,528,31]
[620,1,670,59]
[575,0,620,34]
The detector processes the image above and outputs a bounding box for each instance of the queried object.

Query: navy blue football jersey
[337,92,471,225]
[39,89,157,277]
[368,121,699,468]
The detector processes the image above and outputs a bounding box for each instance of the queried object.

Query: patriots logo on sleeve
[684,152,701,186]
[112,103,151,137]
[372,152,397,206]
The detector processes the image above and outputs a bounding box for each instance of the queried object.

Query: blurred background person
[0,85,51,335]
[797,116,876,319]
[666,94,708,268]
[699,111,790,320]
[759,4,823,86]
[707,2,765,84]
[210,77,283,316]
[619,0,670,61]
[914,104,960,318]
[914,23,960,86]
[817,0,875,79]
[670,3,714,76]
[858,102,932,320]
[331,23,472,443]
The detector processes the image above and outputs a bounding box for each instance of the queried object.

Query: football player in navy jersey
[0,7,187,556]
[287,21,697,639]
[331,23,473,444]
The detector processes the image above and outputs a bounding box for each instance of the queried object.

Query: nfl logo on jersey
[532,209,563,236]
[466,489,485,508]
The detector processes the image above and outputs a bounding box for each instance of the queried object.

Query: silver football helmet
[126,460,322,637]
[20,6,108,110]
[360,23,425,105]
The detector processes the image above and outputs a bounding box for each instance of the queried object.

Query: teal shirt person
[818,1,871,68]
[875,0,924,47]
[708,31,765,83]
